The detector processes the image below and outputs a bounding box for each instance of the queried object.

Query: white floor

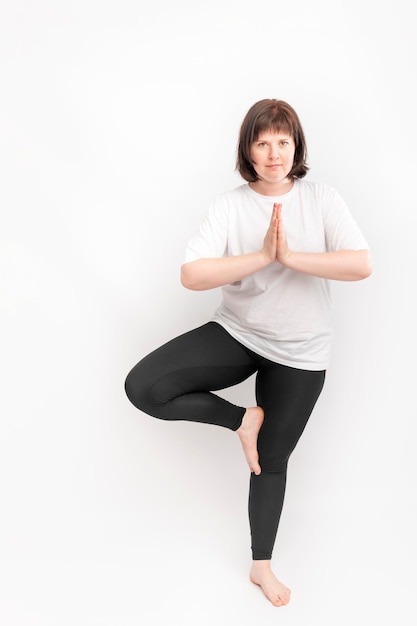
[1,536,413,626]
[1,439,414,626]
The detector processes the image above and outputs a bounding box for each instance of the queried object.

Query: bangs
[252,110,294,141]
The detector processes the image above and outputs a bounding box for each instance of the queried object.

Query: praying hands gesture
[261,203,371,280]
[261,203,292,266]
[181,203,371,291]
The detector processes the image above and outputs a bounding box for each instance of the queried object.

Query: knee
[124,359,171,418]
[258,453,289,474]
[124,368,138,407]
[124,362,150,412]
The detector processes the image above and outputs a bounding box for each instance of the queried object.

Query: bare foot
[250,561,291,607]
[237,406,264,475]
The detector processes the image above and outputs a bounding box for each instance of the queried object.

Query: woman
[124,99,372,607]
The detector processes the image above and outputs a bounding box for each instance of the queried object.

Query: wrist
[259,249,275,266]
[277,249,295,269]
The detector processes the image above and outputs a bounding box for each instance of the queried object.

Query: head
[236,99,308,182]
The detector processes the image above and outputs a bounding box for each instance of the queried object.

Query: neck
[250,178,294,197]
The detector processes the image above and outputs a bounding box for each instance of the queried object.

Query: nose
[269,144,280,160]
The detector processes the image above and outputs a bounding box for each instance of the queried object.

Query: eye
[256,142,268,148]
[280,141,289,147]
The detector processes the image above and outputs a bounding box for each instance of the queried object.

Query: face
[250,130,296,187]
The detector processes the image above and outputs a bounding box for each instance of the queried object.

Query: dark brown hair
[236,99,309,182]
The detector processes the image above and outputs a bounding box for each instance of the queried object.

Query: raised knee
[124,363,170,417]
[124,370,137,406]
[124,366,149,411]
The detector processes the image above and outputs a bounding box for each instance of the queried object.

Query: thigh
[126,322,257,400]
[255,362,325,472]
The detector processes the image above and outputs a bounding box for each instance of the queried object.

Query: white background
[1,1,416,624]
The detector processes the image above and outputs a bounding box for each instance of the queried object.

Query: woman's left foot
[250,561,291,607]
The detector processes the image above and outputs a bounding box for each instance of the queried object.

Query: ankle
[251,559,272,571]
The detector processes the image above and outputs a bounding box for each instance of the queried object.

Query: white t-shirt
[183,180,369,370]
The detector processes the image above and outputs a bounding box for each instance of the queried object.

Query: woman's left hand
[275,204,293,266]
[273,203,372,280]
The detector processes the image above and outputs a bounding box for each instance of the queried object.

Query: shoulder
[295,180,348,216]
[206,184,250,218]
[212,184,250,205]
[295,179,339,200]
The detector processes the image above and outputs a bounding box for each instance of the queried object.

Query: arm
[283,249,372,281]
[181,252,271,291]
[276,205,373,281]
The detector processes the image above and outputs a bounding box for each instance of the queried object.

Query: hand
[260,203,280,263]
[275,203,293,266]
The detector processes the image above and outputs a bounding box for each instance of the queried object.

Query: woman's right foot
[237,406,264,475]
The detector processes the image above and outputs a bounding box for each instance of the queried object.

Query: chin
[264,175,287,184]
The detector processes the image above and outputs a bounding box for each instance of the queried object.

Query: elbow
[181,261,212,291]
[355,250,373,280]
[180,264,193,289]
[180,263,200,290]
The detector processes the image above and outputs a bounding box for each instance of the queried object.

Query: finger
[276,204,284,229]
[271,204,279,228]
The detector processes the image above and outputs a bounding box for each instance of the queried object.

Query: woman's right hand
[260,203,280,263]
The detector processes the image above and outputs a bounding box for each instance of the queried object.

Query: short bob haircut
[236,99,309,182]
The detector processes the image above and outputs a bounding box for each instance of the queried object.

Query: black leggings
[124,322,325,560]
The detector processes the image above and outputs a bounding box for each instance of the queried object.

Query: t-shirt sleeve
[183,197,229,263]
[320,185,370,252]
